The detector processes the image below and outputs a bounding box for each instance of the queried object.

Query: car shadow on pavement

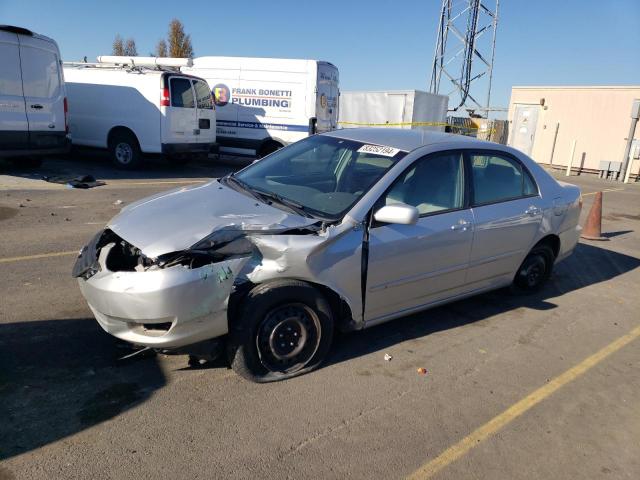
[328,242,640,367]
[0,318,165,460]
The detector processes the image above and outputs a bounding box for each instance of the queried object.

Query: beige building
[507,86,640,178]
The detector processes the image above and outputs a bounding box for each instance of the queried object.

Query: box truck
[63,56,217,168]
[182,56,339,157]
[338,90,448,131]
[0,25,69,166]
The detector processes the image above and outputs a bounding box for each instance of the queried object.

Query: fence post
[566,139,577,176]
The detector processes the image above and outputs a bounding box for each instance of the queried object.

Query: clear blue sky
[2,0,639,113]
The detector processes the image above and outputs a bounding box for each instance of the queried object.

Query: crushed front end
[73,229,251,349]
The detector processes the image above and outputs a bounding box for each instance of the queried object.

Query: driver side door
[364,151,474,323]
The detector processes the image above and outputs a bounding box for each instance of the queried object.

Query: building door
[510,104,539,156]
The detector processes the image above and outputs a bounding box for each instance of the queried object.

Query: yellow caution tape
[338,120,498,134]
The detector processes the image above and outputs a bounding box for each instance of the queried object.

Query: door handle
[30,104,43,109]
[525,206,541,216]
[451,219,472,231]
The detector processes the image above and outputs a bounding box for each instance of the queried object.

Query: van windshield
[227,136,406,220]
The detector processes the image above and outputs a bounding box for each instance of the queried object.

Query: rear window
[193,80,213,109]
[20,46,61,98]
[170,78,194,108]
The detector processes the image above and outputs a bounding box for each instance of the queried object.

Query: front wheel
[228,280,334,382]
[512,244,555,293]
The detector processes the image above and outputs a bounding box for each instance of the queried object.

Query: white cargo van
[182,56,339,157]
[63,57,217,168]
[0,25,69,166]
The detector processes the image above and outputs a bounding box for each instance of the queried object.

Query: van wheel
[228,280,334,383]
[257,141,282,158]
[109,131,141,169]
[512,244,555,293]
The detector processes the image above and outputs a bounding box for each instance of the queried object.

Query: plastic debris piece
[417,367,427,375]
[113,199,123,206]
[384,353,393,361]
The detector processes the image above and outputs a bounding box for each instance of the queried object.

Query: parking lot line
[0,250,78,264]
[406,324,640,480]
[582,187,625,196]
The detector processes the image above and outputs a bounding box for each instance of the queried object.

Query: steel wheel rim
[256,303,321,374]
[115,142,133,164]
[523,255,546,287]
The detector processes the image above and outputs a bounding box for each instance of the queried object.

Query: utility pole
[620,99,640,183]
[429,0,500,118]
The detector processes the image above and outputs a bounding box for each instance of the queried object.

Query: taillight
[63,97,69,134]
[160,86,170,107]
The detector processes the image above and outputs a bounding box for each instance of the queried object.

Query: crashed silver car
[73,129,582,382]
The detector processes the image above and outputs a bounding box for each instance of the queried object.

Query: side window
[193,80,213,109]
[382,152,464,215]
[20,46,60,98]
[0,43,23,96]
[471,153,536,205]
[170,78,195,108]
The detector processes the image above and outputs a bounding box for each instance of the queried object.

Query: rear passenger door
[466,151,543,287]
[19,35,66,149]
[166,76,197,145]
[0,30,28,151]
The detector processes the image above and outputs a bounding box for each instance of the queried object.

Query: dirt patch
[0,206,18,221]
[603,213,640,222]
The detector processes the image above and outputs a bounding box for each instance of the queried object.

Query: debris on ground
[417,367,427,375]
[113,199,123,206]
[43,174,106,189]
[384,353,393,361]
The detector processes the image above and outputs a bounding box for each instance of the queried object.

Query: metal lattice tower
[429,0,499,118]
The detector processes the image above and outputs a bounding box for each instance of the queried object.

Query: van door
[18,35,66,149]
[165,76,197,145]
[192,78,216,145]
[0,30,29,151]
[315,63,339,133]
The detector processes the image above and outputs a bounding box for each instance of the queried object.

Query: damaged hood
[108,180,316,258]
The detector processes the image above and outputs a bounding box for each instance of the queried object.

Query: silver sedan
[73,128,582,382]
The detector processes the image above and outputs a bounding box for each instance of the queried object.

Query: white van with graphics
[182,56,339,157]
[0,25,69,166]
[63,57,216,169]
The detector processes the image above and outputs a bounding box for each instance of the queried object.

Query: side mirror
[373,203,419,225]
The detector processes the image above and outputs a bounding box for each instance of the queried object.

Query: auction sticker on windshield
[357,144,402,157]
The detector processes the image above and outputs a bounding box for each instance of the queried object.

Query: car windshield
[228,135,406,220]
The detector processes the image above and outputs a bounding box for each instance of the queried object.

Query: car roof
[324,127,489,152]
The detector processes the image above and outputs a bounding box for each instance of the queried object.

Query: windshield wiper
[222,174,263,201]
[249,187,315,218]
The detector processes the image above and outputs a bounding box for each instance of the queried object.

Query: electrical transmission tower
[429,0,499,118]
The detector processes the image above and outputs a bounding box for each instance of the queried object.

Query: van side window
[193,80,213,109]
[170,78,195,108]
[383,152,465,215]
[0,43,23,96]
[470,153,537,205]
[20,47,60,98]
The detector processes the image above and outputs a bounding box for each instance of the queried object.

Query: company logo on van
[212,84,231,107]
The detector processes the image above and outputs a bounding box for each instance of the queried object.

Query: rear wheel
[512,244,555,292]
[108,131,141,169]
[257,141,283,159]
[228,280,334,382]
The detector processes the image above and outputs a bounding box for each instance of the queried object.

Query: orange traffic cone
[581,191,607,241]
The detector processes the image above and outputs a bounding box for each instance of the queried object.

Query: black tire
[512,244,555,293]
[257,141,282,159]
[228,280,334,382]
[108,131,142,169]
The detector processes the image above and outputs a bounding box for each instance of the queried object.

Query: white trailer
[182,56,339,157]
[63,57,216,168]
[338,90,448,130]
